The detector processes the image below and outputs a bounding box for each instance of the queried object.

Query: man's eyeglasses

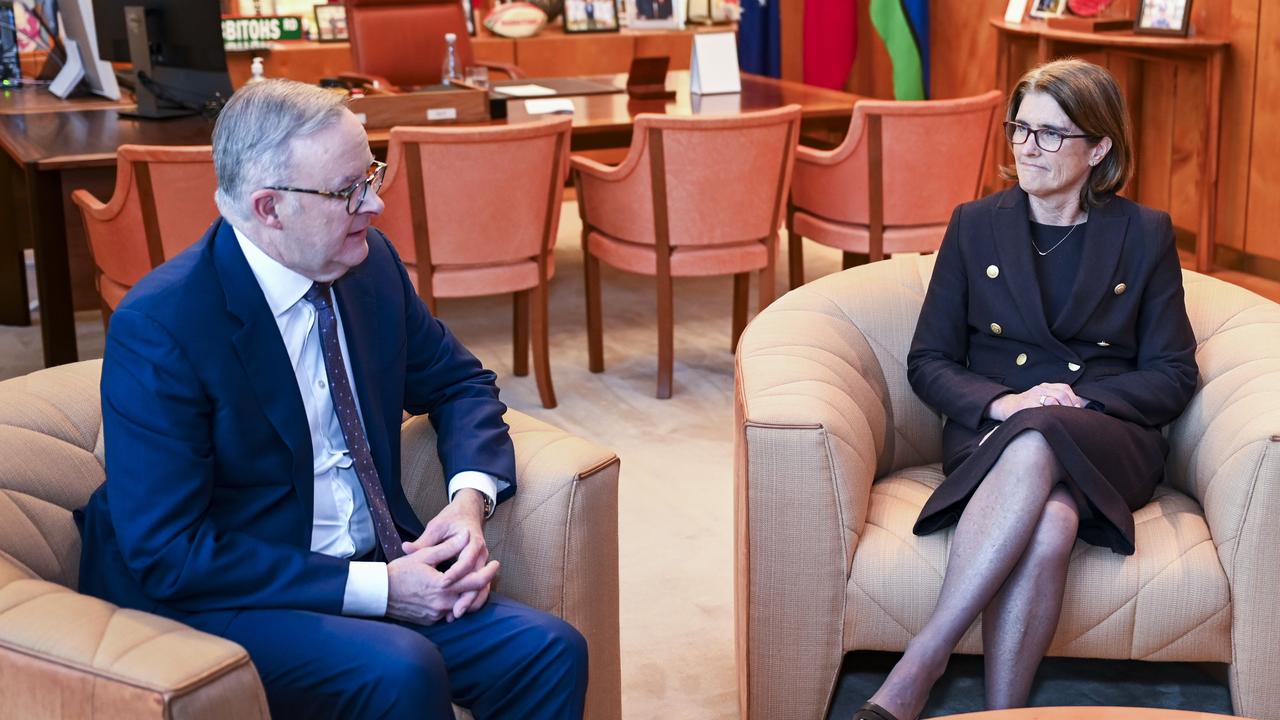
[1003,121,1098,153]
[265,160,388,215]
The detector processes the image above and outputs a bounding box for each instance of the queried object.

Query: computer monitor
[53,0,121,100]
[90,0,231,118]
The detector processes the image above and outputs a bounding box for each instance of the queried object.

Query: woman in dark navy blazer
[853,60,1198,720]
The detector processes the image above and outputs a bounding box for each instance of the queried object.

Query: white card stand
[1004,0,1029,24]
[689,31,741,96]
[49,38,86,99]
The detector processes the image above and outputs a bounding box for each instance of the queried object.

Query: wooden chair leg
[759,244,777,312]
[531,281,557,408]
[656,272,674,399]
[842,251,869,271]
[732,272,749,352]
[513,290,530,377]
[788,229,804,290]
[584,248,605,373]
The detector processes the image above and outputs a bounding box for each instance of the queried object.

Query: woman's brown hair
[1000,58,1134,210]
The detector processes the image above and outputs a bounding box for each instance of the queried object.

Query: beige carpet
[0,202,851,720]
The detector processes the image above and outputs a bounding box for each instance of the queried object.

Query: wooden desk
[0,71,855,367]
[990,19,1227,273]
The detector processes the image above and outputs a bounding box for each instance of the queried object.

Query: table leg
[26,165,79,366]
[0,153,33,326]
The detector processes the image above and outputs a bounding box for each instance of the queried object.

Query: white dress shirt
[234,228,498,616]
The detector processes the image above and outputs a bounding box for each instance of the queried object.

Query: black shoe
[852,701,901,720]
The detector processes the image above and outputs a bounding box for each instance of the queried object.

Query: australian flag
[738,0,781,78]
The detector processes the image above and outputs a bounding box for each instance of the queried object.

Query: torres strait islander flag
[870,0,930,99]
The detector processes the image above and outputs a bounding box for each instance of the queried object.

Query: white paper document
[690,31,741,95]
[494,84,557,97]
[524,98,576,115]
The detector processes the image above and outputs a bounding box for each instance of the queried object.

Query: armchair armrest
[0,557,268,719]
[476,61,522,80]
[338,71,399,94]
[399,410,621,720]
[1164,275,1280,720]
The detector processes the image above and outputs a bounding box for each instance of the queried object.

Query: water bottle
[441,33,461,86]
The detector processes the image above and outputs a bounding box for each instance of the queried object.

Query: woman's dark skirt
[912,406,1168,555]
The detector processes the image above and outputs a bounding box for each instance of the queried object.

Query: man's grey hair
[212,79,351,220]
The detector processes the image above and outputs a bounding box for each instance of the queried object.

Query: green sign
[222,15,305,46]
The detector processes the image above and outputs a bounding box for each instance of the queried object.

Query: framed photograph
[1134,0,1192,36]
[631,0,681,29]
[565,0,621,33]
[313,4,348,42]
[461,0,475,36]
[1027,0,1066,18]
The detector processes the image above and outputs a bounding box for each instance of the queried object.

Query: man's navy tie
[305,282,406,561]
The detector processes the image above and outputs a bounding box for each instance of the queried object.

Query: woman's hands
[988,382,1089,421]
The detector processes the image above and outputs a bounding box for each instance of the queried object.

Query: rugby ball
[483,3,548,38]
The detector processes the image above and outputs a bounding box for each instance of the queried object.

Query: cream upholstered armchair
[734,254,1280,720]
[0,360,620,720]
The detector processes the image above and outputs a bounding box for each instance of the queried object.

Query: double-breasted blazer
[906,186,1198,553]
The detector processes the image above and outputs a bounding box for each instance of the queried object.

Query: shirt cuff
[448,471,500,518]
[341,561,389,617]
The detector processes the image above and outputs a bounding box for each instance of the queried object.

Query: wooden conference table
[0,71,857,367]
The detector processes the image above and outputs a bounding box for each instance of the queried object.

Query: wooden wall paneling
[780,0,803,82]
[633,32,693,70]
[1135,62,1174,213]
[1204,0,1255,252]
[929,0,1005,100]
[471,36,518,66]
[1169,59,1206,235]
[849,0,894,99]
[515,33,634,76]
[1245,0,1280,260]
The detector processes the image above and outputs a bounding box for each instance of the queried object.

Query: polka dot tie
[305,282,406,562]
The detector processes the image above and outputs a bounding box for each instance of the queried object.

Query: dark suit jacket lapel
[212,219,315,518]
[1050,196,1129,339]
[333,265,389,484]
[992,187,1074,360]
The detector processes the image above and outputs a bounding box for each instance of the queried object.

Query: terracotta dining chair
[571,105,802,399]
[787,89,1003,288]
[342,0,522,92]
[375,117,572,409]
[70,145,219,325]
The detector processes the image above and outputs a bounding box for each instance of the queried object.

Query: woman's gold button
[1068,362,1082,372]
[1097,340,1111,347]
[990,323,1002,335]
[1114,283,1127,295]
[1016,353,1027,366]
[987,265,1000,279]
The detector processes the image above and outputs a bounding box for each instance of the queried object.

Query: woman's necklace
[1031,221,1083,256]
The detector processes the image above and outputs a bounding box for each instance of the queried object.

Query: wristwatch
[480,493,495,519]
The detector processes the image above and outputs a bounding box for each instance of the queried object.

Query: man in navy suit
[76,80,588,720]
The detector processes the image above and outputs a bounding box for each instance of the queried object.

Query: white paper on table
[494,84,557,97]
[690,31,741,96]
[524,98,576,115]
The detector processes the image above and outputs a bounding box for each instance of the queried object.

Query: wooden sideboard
[990,18,1227,274]
[223,25,729,87]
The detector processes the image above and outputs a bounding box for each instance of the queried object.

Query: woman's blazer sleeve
[908,205,1014,430]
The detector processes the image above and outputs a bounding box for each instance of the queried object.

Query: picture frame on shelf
[1027,0,1066,19]
[687,0,737,25]
[461,0,475,36]
[1134,0,1192,36]
[630,0,681,30]
[313,3,348,42]
[565,0,621,32]
[1004,0,1030,23]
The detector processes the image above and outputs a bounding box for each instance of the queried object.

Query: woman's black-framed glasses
[265,160,388,215]
[1003,121,1097,153]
